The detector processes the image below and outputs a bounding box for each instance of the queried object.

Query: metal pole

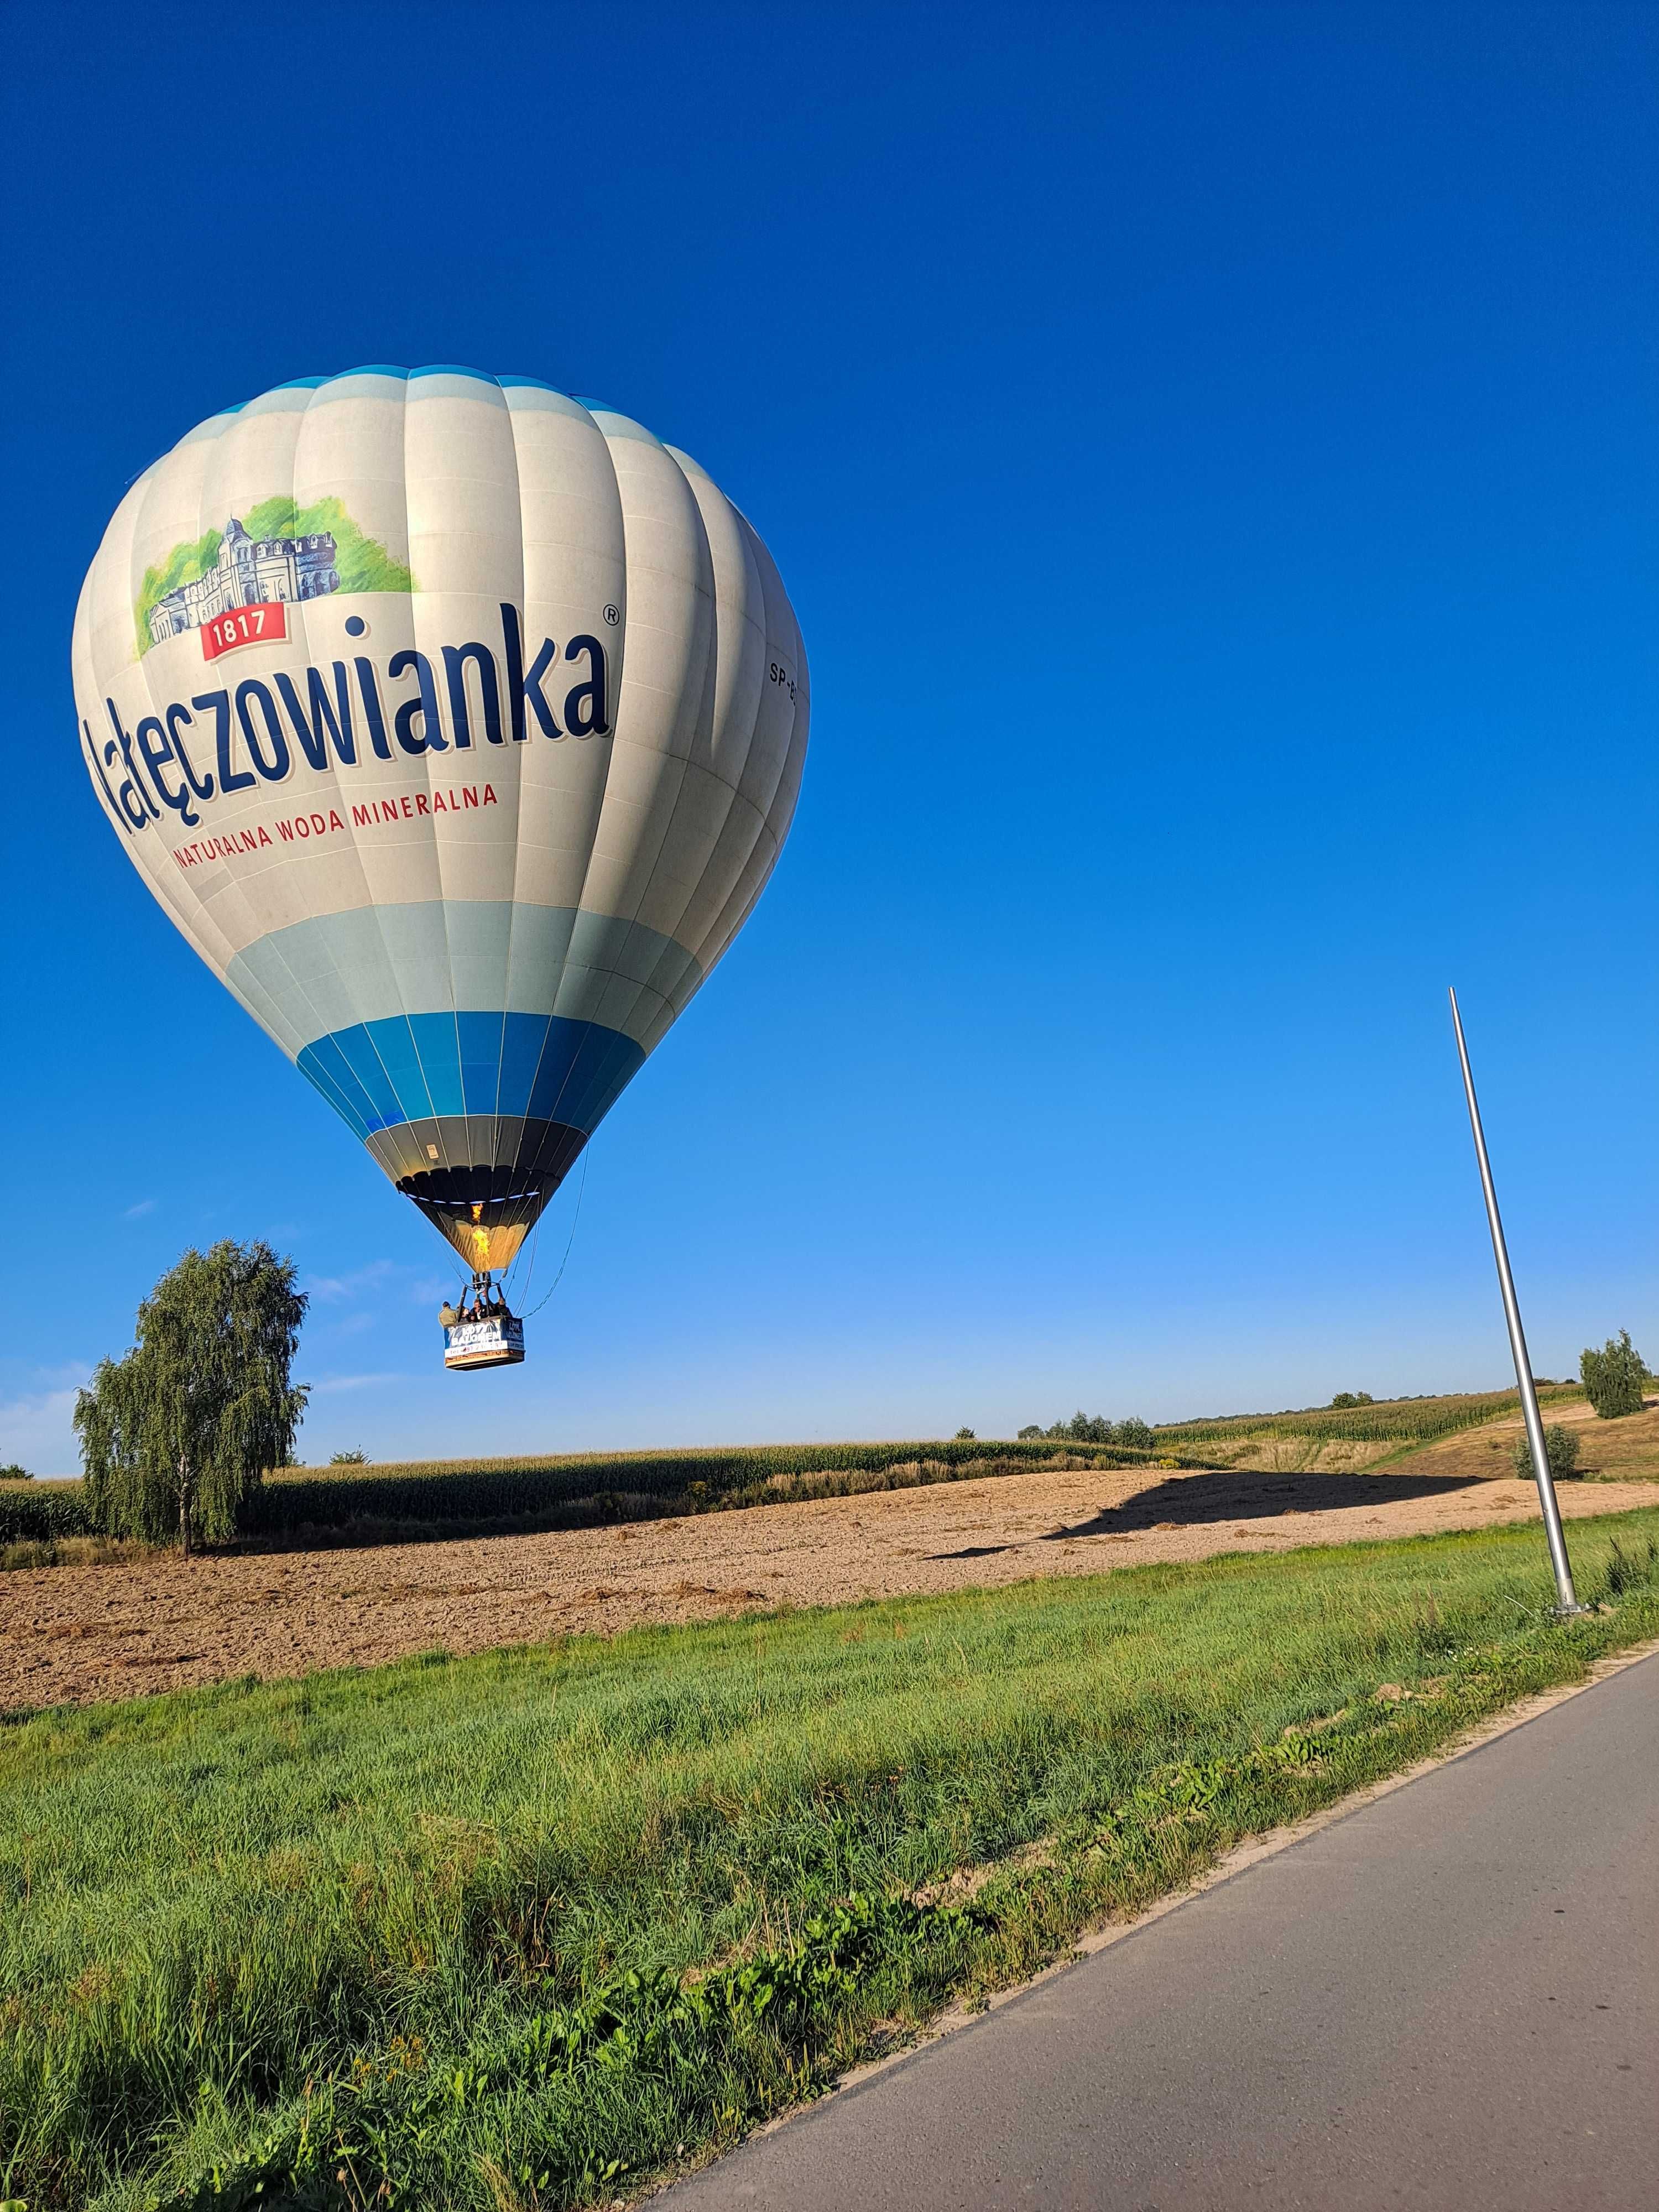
[1448,988,1583,1614]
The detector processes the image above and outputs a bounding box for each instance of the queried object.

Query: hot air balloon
[74,368,808,1369]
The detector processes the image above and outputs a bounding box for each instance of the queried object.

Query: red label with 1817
[201,602,288,660]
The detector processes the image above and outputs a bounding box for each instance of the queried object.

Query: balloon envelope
[74,369,808,1271]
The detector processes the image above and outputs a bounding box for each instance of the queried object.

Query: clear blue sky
[3,3,1654,1474]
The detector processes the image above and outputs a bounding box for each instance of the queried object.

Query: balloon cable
[521,1148,589,1320]
[513,1216,542,1305]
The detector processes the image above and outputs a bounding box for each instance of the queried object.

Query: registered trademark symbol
[603,603,620,626]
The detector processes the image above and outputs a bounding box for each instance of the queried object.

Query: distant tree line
[1018,1411,1154,1449]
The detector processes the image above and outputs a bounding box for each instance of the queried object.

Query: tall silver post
[1448,988,1583,1614]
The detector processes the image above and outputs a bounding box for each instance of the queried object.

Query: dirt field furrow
[4,1453,1656,1713]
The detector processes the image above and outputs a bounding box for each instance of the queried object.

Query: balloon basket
[444,1314,525,1370]
[442,1277,525,1371]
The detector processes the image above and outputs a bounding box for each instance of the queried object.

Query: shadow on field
[1036,1467,1481,1544]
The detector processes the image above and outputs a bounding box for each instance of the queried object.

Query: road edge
[649,1630,1659,2195]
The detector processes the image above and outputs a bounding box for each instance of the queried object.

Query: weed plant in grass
[3,1512,1657,2211]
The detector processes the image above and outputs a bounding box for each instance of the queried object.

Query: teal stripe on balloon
[225,902,703,1063]
[296,1013,645,1140]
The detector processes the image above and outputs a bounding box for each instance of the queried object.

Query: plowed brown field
[5,1446,1656,1713]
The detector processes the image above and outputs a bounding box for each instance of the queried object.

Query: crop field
[2,1389,1582,1554]
[0,1436,1151,1550]
[3,1507,1657,2211]
[1151,1384,1585,1467]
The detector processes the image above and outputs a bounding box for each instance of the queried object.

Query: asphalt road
[662,1650,1657,2211]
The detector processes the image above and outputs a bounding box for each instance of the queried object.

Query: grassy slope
[1155,1383,1582,1442]
[1376,1397,1659,1486]
[3,1510,1658,2211]
[1150,1384,1584,1469]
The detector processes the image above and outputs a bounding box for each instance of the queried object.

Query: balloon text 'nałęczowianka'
[85,606,609,838]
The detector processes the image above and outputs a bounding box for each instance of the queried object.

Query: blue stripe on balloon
[296,1013,645,1141]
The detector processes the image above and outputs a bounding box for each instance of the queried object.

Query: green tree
[1579,1329,1648,1421]
[1033,1412,1152,1447]
[1074,1412,1113,1442]
[1329,1391,1374,1410]
[1511,1425,1580,1481]
[74,1241,308,1554]
[241,494,300,541]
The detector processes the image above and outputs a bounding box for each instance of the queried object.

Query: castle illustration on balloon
[134,494,414,656]
[145,517,339,645]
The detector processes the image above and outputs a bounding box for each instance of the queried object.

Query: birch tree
[75,1241,308,1553]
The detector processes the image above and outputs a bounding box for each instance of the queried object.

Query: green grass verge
[3,1512,1657,2211]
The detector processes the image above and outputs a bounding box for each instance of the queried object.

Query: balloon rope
[511,1214,542,1304]
[521,1148,590,1320]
